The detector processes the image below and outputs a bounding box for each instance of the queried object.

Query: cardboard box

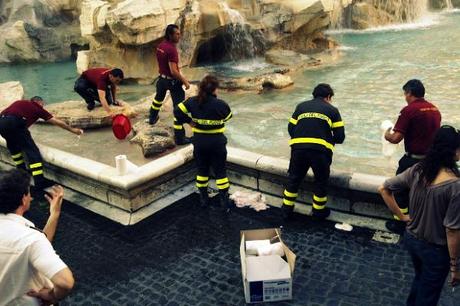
[240,228,296,303]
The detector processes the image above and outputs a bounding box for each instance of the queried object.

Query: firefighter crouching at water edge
[384,79,441,234]
[174,75,233,211]
[74,67,124,114]
[150,24,192,145]
[281,84,345,220]
[0,96,83,191]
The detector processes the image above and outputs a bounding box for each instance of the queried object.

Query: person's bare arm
[28,267,74,304]
[97,89,112,115]
[42,185,64,242]
[385,128,404,144]
[378,185,410,222]
[169,62,190,89]
[446,228,460,286]
[46,118,83,135]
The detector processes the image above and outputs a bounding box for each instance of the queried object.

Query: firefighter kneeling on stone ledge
[174,75,233,211]
[281,83,345,220]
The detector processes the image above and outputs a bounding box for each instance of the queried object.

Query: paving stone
[25,193,460,306]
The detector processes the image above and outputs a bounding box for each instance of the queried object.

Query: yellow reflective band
[32,170,44,176]
[151,105,161,110]
[196,175,209,181]
[289,137,334,151]
[284,190,298,198]
[283,199,295,206]
[332,121,344,128]
[11,152,23,159]
[217,183,230,189]
[216,177,229,185]
[393,214,400,221]
[297,112,332,127]
[193,127,225,134]
[224,112,232,122]
[14,160,24,165]
[29,163,43,169]
[400,207,409,214]
[174,125,183,130]
[151,99,163,106]
[193,118,224,126]
[313,203,326,210]
[313,195,327,202]
[178,103,188,114]
[196,182,209,188]
[289,118,298,125]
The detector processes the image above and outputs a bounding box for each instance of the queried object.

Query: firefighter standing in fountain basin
[174,75,233,211]
[149,24,191,145]
[281,83,345,220]
[0,96,83,192]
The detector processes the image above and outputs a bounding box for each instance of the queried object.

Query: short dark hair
[164,24,179,41]
[0,169,31,214]
[402,79,425,98]
[312,83,334,99]
[110,68,124,79]
[30,96,43,102]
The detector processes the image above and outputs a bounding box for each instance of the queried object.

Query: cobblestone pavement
[27,194,459,306]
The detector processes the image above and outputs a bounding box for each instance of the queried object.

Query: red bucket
[112,114,132,140]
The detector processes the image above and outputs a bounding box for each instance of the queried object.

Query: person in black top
[174,75,233,211]
[281,83,345,220]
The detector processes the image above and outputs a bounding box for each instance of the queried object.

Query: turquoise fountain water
[0,11,459,175]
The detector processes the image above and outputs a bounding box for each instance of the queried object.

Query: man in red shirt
[384,79,441,233]
[0,96,83,191]
[74,68,124,115]
[149,24,191,145]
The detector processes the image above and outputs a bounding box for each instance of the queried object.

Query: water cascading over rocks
[195,1,266,64]
[333,0,431,29]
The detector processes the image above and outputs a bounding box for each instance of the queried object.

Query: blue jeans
[403,231,450,306]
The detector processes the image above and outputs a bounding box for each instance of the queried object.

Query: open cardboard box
[240,228,296,303]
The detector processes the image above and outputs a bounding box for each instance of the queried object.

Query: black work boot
[312,207,331,220]
[219,191,233,213]
[199,189,210,208]
[149,114,159,125]
[174,129,192,145]
[281,204,294,221]
[86,102,95,111]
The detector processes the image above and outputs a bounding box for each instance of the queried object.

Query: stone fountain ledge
[0,134,391,225]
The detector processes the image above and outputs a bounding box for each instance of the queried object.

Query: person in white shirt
[0,169,74,306]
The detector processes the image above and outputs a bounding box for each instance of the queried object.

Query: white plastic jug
[381,120,397,157]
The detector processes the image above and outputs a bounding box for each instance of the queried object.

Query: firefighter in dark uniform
[384,79,441,233]
[0,96,83,191]
[174,75,233,210]
[74,67,124,114]
[281,84,345,220]
[149,24,191,145]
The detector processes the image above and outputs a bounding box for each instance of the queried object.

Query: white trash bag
[230,190,268,211]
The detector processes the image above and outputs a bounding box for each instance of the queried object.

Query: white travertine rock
[80,0,110,36]
[0,0,85,63]
[219,73,293,91]
[130,120,175,158]
[0,81,25,109]
[76,50,90,74]
[44,100,137,129]
[106,0,186,45]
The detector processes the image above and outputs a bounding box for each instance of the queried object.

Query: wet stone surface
[26,195,460,306]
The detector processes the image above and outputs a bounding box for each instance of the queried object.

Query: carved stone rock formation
[0,81,25,109]
[44,100,137,129]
